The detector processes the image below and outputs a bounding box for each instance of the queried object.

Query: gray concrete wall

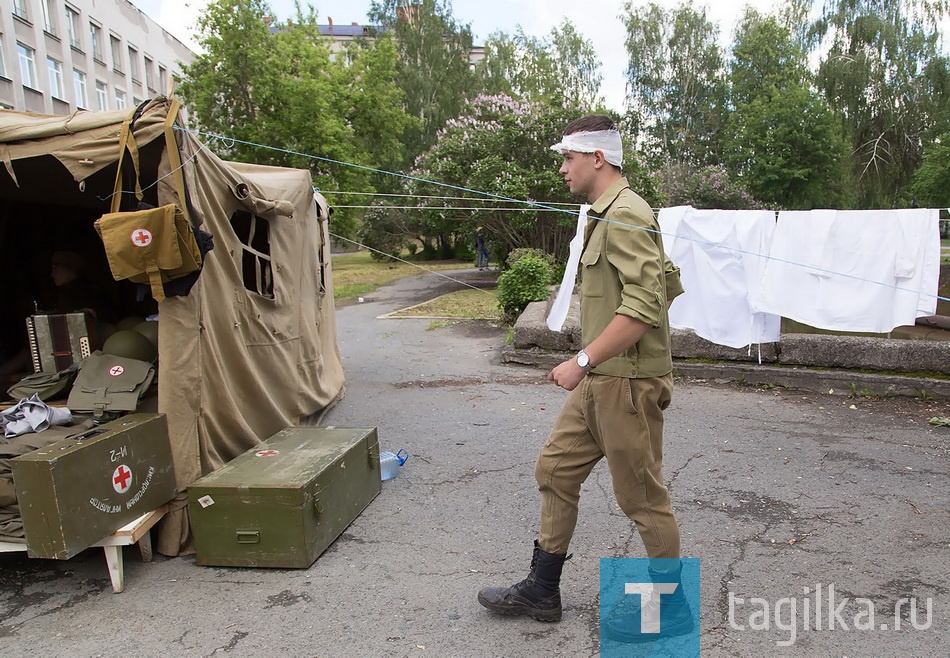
[506,298,950,398]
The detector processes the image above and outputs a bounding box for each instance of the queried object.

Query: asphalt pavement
[1,269,947,658]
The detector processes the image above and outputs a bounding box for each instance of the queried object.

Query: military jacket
[579,178,683,378]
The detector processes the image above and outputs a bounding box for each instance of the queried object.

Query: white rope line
[332,205,566,212]
[318,190,580,206]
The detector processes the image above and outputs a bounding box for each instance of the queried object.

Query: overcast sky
[132,0,801,111]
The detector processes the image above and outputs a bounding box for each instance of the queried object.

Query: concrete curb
[508,298,950,400]
[502,346,950,399]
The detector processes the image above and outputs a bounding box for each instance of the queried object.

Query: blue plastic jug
[379,448,409,481]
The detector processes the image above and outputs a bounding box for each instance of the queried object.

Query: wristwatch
[576,349,594,373]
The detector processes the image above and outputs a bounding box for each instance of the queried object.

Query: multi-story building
[316,16,485,67]
[0,0,193,114]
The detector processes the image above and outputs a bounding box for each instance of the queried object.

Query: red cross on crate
[112,464,132,493]
[131,228,153,247]
[255,449,279,457]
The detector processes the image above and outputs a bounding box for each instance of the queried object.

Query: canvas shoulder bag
[94,100,202,302]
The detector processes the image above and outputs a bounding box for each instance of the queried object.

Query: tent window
[230,211,274,299]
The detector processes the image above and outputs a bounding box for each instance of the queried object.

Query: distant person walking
[475,228,490,270]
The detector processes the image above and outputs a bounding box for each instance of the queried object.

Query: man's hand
[548,358,586,391]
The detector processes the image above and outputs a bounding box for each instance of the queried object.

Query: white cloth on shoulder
[546,204,591,332]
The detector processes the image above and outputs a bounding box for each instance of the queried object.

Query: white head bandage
[550,129,624,167]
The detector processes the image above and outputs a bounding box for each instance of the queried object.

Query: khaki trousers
[535,373,680,558]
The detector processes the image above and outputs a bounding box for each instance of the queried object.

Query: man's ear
[592,150,606,169]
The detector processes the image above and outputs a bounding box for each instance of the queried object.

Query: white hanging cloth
[546,204,590,332]
[750,209,940,333]
[659,208,781,349]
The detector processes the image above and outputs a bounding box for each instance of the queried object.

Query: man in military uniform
[478,115,691,641]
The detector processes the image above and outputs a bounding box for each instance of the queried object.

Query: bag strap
[111,99,191,220]
[163,98,192,226]
[110,108,144,214]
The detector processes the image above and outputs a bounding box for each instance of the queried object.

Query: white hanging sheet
[659,208,781,348]
[750,209,940,333]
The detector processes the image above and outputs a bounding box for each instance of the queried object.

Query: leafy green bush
[497,254,553,323]
[505,248,557,273]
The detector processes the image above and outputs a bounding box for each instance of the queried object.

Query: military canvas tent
[0,98,345,555]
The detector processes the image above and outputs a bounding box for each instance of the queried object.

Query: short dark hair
[563,114,616,136]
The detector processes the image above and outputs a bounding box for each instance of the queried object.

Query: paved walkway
[0,270,946,657]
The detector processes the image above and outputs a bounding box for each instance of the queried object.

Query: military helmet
[116,316,146,332]
[102,330,157,363]
[133,320,159,351]
[97,321,117,346]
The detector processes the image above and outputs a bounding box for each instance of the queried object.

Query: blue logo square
[600,558,700,657]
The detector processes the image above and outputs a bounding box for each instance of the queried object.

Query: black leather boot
[477,541,570,622]
[604,561,694,643]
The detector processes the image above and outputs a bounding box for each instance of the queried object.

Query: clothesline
[172,128,948,306]
[317,190,580,206]
[329,205,567,212]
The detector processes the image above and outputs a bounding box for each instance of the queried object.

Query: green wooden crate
[11,413,176,560]
[187,427,381,568]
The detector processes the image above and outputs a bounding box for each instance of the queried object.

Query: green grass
[330,251,473,301]
[391,288,502,320]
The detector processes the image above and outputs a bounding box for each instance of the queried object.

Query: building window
[13,0,29,21]
[110,35,122,73]
[95,79,107,111]
[17,44,37,88]
[66,6,81,49]
[115,88,126,110]
[144,55,154,91]
[48,58,64,99]
[90,23,103,61]
[158,65,167,94]
[0,37,6,78]
[73,69,87,108]
[41,0,56,35]
[128,46,140,82]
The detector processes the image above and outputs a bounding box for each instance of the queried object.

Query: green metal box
[187,427,381,569]
[11,413,176,559]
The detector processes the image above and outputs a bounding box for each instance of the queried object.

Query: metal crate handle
[235,530,260,544]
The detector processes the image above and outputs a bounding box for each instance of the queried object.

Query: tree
[910,135,950,208]
[729,9,808,107]
[657,163,758,209]
[723,10,848,209]
[813,0,950,207]
[621,2,728,167]
[477,21,603,108]
[724,87,848,209]
[363,94,584,261]
[176,0,414,237]
[368,0,477,157]
[336,35,421,192]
